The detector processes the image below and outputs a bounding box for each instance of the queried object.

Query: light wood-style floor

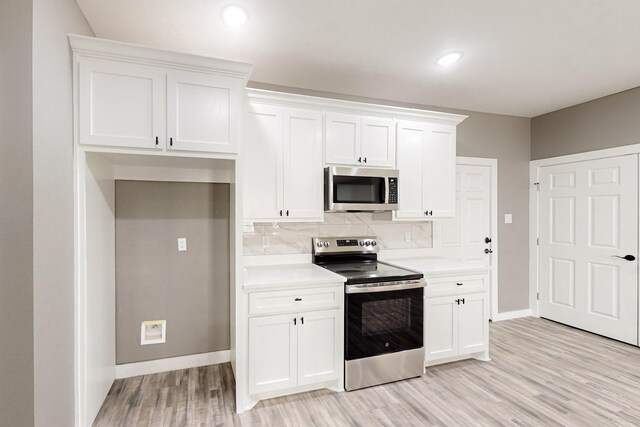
[94,317,640,426]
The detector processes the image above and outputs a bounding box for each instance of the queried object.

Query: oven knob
[365,240,371,246]
[316,242,323,248]
[359,241,365,246]
[323,241,330,248]
[371,240,377,246]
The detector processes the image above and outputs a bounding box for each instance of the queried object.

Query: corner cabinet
[247,286,343,397]
[243,103,324,222]
[71,35,251,154]
[325,113,395,168]
[395,121,457,219]
[424,272,490,365]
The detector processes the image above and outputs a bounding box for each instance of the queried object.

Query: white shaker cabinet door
[395,121,426,219]
[423,124,457,218]
[425,296,458,361]
[78,58,165,149]
[457,293,489,356]
[297,309,341,386]
[361,117,395,168]
[249,314,298,395]
[243,104,284,221]
[325,113,361,165]
[283,109,324,220]
[167,70,240,153]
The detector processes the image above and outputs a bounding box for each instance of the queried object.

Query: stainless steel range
[312,236,425,391]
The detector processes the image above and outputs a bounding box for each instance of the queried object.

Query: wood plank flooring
[93,317,640,426]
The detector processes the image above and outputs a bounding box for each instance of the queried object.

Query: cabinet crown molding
[68,34,253,82]
[245,88,468,126]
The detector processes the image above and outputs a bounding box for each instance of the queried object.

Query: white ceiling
[75,0,640,117]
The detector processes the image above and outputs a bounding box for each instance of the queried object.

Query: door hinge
[537,292,539,300]
[536,237,539,246]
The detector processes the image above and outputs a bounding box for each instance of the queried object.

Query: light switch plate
[178,237,187,251]
[404,231,411,242]
[504,214,513,224]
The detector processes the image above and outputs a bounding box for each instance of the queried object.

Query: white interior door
[538,155,638,345]
[438,160,496,318]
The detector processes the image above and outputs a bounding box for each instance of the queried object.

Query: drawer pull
[456,282,463,286]
[294,298,302,301]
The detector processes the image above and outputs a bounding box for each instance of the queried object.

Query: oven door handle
[345,279,425,294]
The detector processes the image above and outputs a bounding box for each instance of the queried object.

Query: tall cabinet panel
[423,124,457,218]
[78,58,166,149]
[283,109,324,220]
[361,117,395,167]
[243,105,283,220]
[324,113,361,165]
[396,121,426,219]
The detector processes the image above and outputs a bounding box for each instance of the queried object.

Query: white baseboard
[115,350,230,379]
[493,309,533,322]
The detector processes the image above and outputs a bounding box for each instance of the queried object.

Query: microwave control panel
[388,178,398,204]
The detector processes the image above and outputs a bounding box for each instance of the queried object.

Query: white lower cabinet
[425,282,489,365]
[248,287,343,397]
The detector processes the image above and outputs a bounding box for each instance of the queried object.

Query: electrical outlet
[262,235,270,248]
[504,214,513,224]
[404,231,411,242]
[141,320,166,345]
[178,237,187,251]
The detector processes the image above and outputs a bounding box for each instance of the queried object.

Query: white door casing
[538,155,638,345]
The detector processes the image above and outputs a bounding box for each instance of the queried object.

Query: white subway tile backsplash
[243,217,433,255]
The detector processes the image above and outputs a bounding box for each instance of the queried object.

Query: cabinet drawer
[425,275,487,296]
[249,287,341,316]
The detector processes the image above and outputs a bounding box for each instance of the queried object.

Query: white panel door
[283,108,324,220]
[395,120,426,219]
[248,314,297,395]
[325,113,361,165]
[78,58,165,149]
[167,70,240,153]
[457,293,488,356]
[423,124,457,218]
[539,155,638,344]
[425,296,458,361]
[297,309,341,386]
[441,164,493,264]
[243,104,283,221]
[361,117,395,167]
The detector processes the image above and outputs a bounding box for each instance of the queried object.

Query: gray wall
[250,82,532,312]
[532,87,640,160]
[0,1,34,426]
[116,181,231,364]
[32,0,94,425]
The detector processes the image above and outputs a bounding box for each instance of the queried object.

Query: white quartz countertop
[384,256,490,277]
[243,263,346,290]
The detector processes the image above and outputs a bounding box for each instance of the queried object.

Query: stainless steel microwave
[324,167,399,212]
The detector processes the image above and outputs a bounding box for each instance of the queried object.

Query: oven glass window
[333,176,385,203]
[346,288,423,360]
[362,298,411,336]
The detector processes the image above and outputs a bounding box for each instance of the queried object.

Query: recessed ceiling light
[436,51,463,66]
[221,4,248,27]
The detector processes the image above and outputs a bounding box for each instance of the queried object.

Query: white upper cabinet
[243,102,323,222]
[395,120,457,219]
[325,113,395,168]
[167,70,242,153]
[78,58,166,149]
[71,35,251,154]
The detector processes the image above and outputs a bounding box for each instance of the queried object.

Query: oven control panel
[312,237,378,254]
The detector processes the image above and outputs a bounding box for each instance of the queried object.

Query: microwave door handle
[384,177,390,204]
